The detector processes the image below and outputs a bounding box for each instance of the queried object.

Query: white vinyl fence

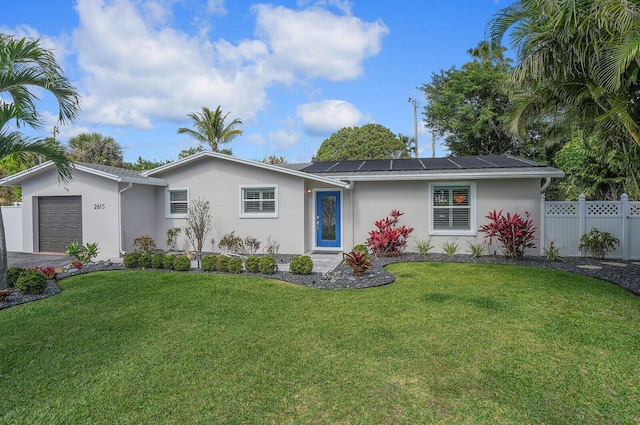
[1,205,23,252]
[541,194,640,260]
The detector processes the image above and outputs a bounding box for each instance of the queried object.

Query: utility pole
[431,128,436,158]
[408,98,418,158]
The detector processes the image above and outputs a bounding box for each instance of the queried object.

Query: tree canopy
[68,132,124,167]
[420,41,549,161]
[313,123,410,161]
[0,34,80,288]
[177,106,243,152]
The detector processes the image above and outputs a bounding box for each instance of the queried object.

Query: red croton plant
[366,210,414,257]
[478,209,536,260]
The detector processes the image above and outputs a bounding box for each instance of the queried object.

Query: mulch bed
[2,254,639,310]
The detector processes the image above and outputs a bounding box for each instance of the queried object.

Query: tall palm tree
[488,0,640,150]
[0,34,80,288]
[177,106,243,152]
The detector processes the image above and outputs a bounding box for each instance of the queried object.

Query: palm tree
[488,0,640,150]
[0,34,80,288]
[68,132,124,167]
[177,106,243,152]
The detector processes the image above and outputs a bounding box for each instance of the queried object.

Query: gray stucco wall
[20,169,120,257]
[348,178,543,255]
[121,183,158,254]
[152,157,307,254]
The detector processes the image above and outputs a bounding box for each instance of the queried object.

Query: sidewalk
[278,252,344,274]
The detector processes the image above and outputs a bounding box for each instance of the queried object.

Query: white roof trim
[0,161,167,187]
[141,151,349,188]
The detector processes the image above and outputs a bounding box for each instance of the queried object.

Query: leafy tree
[122,156,171,171]
[67,132,124,167]
[0,34,80,288]
[313,123,410,161]
[489,0,640,152]
[554,134,640,201]
[397,134,416,157]
[260,155,287,165]
[177,106,243,152]
[420,41,549,160]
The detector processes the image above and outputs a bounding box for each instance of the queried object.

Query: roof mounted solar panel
[329,160,366,172]
[449,156,495,168]
[359,159,392,171]
[300,161,339,172]
[482,155,540,167]
[420,157,460,170]
[391,159,425,171]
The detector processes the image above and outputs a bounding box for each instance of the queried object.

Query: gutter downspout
[540,177,551,193]
[118,183,132,255]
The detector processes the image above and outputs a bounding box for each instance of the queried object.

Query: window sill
[239,213,278,219]
[429,230,476,236]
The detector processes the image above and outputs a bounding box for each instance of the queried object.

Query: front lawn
[1,263,639,424]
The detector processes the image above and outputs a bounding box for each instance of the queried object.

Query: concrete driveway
[7,252,71,269]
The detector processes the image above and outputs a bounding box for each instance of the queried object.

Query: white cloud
[69,0,387,133]
[297,100,362,135]
[253,4,388,81]
[208,0,227,15]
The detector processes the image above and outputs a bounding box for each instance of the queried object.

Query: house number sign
[94,203,106,210]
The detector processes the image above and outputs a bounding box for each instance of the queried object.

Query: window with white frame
[430,183,475,235]
[240,186,277,217]
[166,188,189,218]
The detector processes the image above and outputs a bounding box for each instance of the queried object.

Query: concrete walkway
[279,252,344,274]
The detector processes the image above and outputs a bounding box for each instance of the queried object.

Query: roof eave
[326,169,565,182]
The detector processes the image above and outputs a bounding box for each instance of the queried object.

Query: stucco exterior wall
[1,206,23,252]
[348,178,543,255]
[20,169,120,257]
[121,183,159,253]
[153,157,307,254]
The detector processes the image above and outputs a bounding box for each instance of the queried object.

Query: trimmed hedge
[7,266,27,288]
[151,252,166,269]
[201,255,218,271]
[163,255,176,270]
[290,255,313,275]
[259,255,277,274]
[15,269,48,294]
[245,256,260,273]
[228,257,243,274]
[173,255,191,271]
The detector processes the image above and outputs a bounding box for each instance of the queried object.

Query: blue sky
[4,0,510,164]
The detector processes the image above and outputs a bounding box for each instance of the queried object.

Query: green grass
[1,264,639,424]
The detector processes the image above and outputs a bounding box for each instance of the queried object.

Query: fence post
[579,194,586,257]
[621,193,629,261]
[540,193,546,256]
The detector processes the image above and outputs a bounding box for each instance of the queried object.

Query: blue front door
[316,191,341,248]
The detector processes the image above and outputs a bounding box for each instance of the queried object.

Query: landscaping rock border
[2,254,639,310]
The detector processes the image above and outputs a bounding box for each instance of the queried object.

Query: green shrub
[163,254,176,270]
[15,269,48,294]
[151,252,166,269]
[579,228,619,259]
[544,241,564,262]
[173,255,191,271]
[414,237,435,255]
[290,255,313,274]
[7,266,27,288]
[441,240,460,257]
[353,244,369,255]
[123,252,141,268]
[218,231,244,253]
[138,253,153,269]
[245,256,261,273]
[259,255,277,274]
[133,234,156,253]
[467,240,486,258]
[228,257,243,274]
[201,255,218,271]
[215,255,230,273]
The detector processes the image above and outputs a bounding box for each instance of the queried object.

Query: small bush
[7,267,27,288]
[414,237,435,255]
[15,269,48,294]
[123,252,141,268]
[264,236,280,255]
[33,266,56,279]
[151,252,166,269]
[353,244,369,255]
[138,253,153,269]
[467,240,486,258]
[228,257,243,274]
[163,254,176,270]
[218,231,244,254]
[441,240,460,257]
[544,241,564,262]
[215,255,230,273]
[259,255,277,274]
[343,250,371,276]
[478,209,536,260]
[0,289,9,301]
[290,255,313,275]
[70,260,83,270]
[173,255,191,271]
[244,236,261,254]
[201,255,218,271]
[365,210,414,257]
[133,235,156,253]
[245,256,261,273]
[579,228,619,259]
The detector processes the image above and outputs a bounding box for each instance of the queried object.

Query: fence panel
[1,206,23,252]
[542,194,639,260]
